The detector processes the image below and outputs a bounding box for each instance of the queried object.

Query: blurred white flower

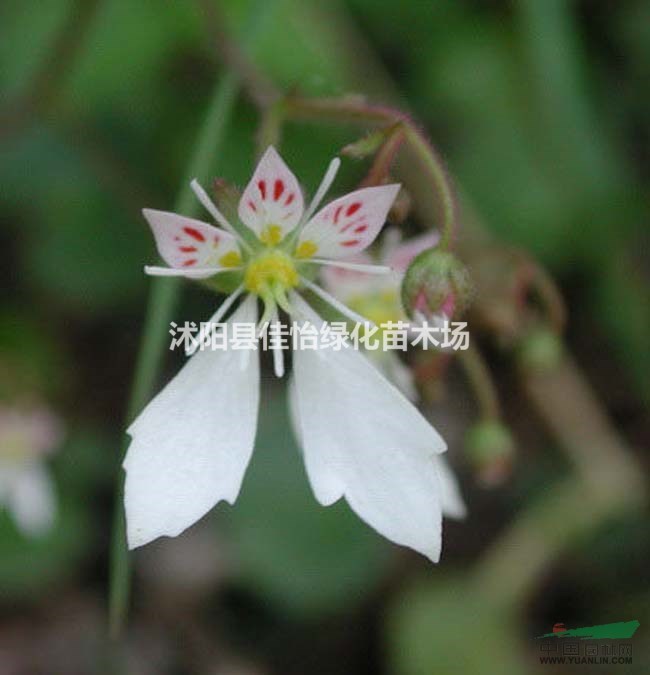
[0,406,61,536]
[125,147,452,562]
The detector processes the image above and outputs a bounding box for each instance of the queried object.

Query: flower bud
[465,420,515,486]
[401,249,473,320]
[517,327,563,373]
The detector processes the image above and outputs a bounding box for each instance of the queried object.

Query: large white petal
[8,464,56,536]
[290,293,446,562]
[366,352,466,519]
[123,295,260,549]
[372,354,467,519]
[287,377,345,506]
[378,351,418,402]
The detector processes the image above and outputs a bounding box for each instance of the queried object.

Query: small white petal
[142,208,241,272]
[238,146,304,238]
[290,293,446,562]
[123,295,260,549]
[8,464,56,536]
[297,184,400,259]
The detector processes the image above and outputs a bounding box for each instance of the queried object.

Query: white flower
[124,147,451,561]
[0,406,60,536]
[322,230,466,519]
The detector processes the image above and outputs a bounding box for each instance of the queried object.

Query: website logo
[536,620,639,666]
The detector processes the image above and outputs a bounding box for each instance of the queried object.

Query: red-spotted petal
[385,231,440,273]
[238,146,304,240]
[143,209,241,273]
[297,184,400,260]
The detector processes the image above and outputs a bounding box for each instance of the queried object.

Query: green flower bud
[517,328,563,373]
[465,420,515,486]
[401,249,473,320]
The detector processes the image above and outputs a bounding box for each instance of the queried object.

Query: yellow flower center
[244,250,299,296]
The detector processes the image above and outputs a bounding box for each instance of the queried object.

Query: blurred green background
[1,0,648,673]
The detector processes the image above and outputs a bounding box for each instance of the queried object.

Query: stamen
[144,265,241,278]
[299,275,376,327]
[300,157,341,227]
[190,179,251,251]
[303,259,393,275]
[186,284,245,355]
